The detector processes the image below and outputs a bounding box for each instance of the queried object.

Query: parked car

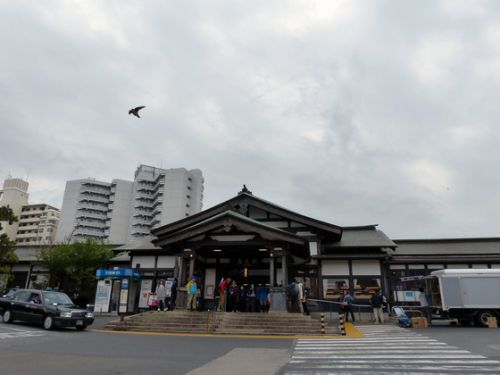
[0,289,94,330]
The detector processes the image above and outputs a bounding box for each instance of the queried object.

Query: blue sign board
[96,268,141,279]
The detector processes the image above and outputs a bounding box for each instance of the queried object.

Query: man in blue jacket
[370,290,385,324]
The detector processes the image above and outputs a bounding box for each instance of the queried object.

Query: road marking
[284,324,500,374]
[0,330,44,339]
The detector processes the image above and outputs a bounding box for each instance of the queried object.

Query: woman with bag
[339,289,355,323]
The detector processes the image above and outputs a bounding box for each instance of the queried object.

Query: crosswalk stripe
[284,324,500,375]
[0,331,44,339]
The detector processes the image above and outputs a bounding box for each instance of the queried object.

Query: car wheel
[475,311,494,327]
[43,315,54,330]
[2,310,13,323]
[75,325,87,331]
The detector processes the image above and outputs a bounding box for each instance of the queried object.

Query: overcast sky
[2,0,500,239]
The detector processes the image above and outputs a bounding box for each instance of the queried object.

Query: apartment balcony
[152,179,165,191]
[79,194,109,204]
[151,199,164,209]
[17,224,39,231]
[16,232,38,239]
[19,216,42,224]
[151,189,164,201]
[76,212,107,221]
[135,192,154,201]
[80,184,111,196]
[134,202,152,210]
[75,221,106,230]
[73,228,106,237]
[132,220,151,228]
[131,229,150,237]
[136,186,154,193]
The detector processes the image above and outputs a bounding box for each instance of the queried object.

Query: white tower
[0,178,29,240]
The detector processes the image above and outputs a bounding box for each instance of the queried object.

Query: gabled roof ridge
[342,224,379,230]
[152,192,342,237]
[239,192,342,231]
[163,209,305,240]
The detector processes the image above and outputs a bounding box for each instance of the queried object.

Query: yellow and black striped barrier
[320,313,325,335]
[338,312,346,336]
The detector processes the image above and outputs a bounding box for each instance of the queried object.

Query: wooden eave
[151,192,342,239]
[153,210,307,248]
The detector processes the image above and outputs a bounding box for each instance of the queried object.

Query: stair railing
[307,298,376,323]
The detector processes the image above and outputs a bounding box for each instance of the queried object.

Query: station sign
[96,268,141,279]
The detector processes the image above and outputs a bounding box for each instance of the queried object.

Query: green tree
[0,205,19,288]
[38,238,113,293]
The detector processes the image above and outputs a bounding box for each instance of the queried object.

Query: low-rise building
[15,204,60,245]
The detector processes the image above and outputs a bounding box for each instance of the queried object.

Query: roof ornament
[238,184,252,195]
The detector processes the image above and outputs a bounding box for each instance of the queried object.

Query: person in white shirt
[419,287,431,324]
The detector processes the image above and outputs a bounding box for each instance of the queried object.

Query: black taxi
[0,289,94,330]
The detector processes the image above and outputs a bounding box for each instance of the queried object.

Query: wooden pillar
[189,255,195,278]
[282,252,288,287]
[174,256,182,279]
[269,256,275,287]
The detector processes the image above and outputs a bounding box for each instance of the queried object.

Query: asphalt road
[421,320,500,359]
[0,317,499,375]
[0,317,292,375]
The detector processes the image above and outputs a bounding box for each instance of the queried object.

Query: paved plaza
[0,317,499,374]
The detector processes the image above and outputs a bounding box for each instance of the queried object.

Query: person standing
[228,280,239,312]
[297,281,304,314]
[170,278,178,310]
[301,286,310,316]
[186,276,198,311]
[287,280,299,312]
[419,287,431,325]
[218,277,229,311]
[238,286,248,312]
[370,290,384,324]
[155,280,167,312]
[257,284,269,312]
[339,289,355,323]
[246,285,256,312]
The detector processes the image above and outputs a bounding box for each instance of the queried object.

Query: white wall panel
[308,241,318,256]
[351,260,381,275]
[132,255,155,269]
[321,260,349,275]
[157,256,176,269]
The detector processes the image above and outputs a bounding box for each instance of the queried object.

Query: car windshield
[42,292,74,306]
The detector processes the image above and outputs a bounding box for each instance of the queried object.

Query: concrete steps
[103,310,338,336]
[216,312,337,335]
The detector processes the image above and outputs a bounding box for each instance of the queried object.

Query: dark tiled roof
[393,238,500,255]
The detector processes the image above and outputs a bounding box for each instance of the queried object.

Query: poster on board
[94,280,112,313]
[138,279,153,308]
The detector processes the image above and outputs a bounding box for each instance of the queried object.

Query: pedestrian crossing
[0,327,45,340]
[284,324,500,374]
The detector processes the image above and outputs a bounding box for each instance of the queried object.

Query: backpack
[189,282,197,294]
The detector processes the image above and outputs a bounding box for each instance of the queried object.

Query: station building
[109,187,500,311]
[11,187,500,312]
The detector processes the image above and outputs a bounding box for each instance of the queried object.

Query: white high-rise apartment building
[16,204,60,245]
[55,165,204,244]
[0,178,29,240]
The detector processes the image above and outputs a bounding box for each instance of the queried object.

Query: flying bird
[129,106,146,118]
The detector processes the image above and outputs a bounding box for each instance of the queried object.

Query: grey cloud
[2,1,500,238]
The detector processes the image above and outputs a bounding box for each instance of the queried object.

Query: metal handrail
[308,298,386,323]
